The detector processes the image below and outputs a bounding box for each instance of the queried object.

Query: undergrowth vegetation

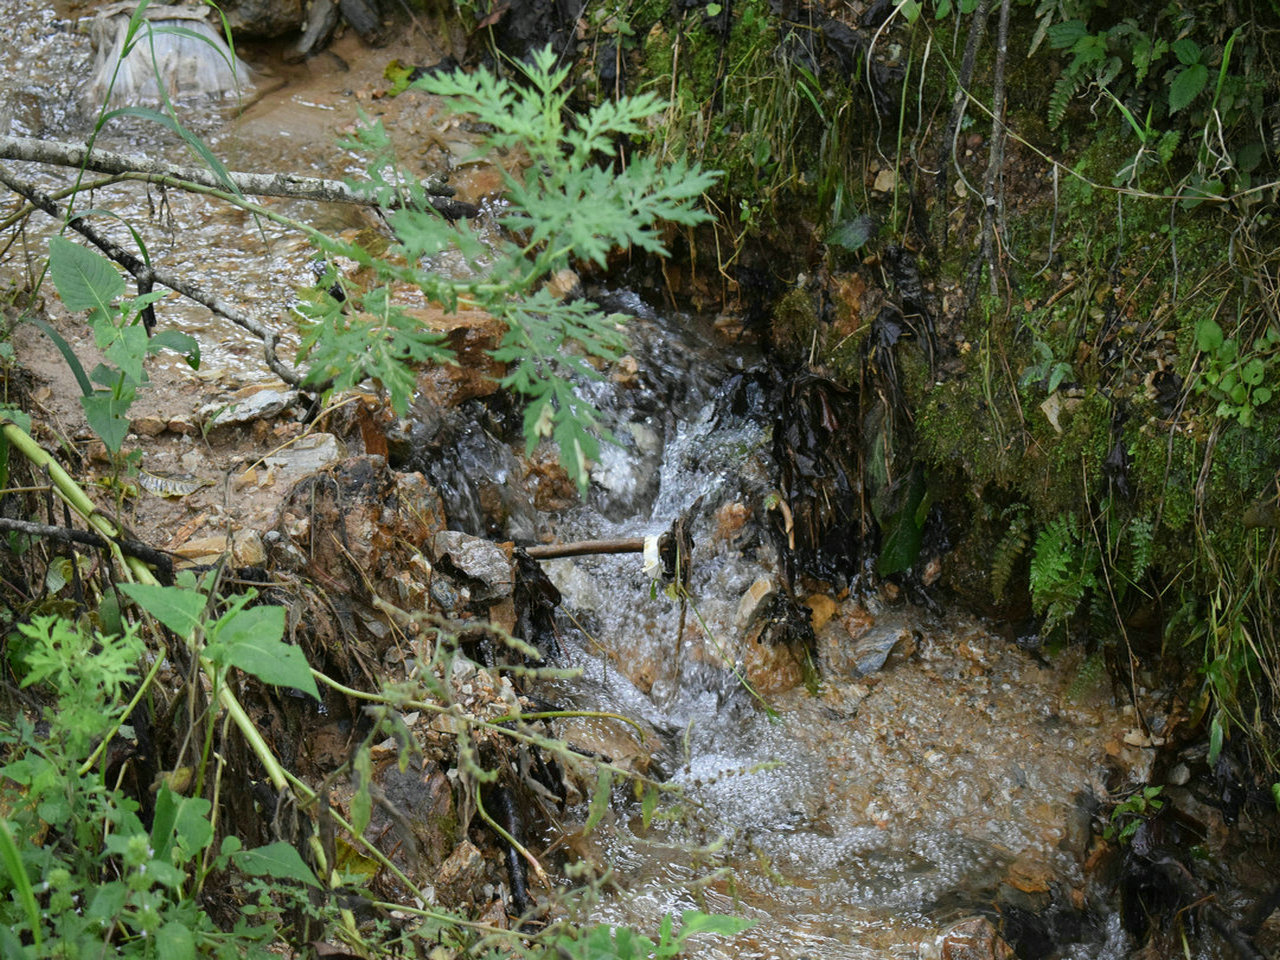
[0,5,742,958]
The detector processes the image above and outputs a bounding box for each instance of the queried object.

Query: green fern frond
[1030,513,1076,608]
[1048,73,1082,129]
[991,504,1031,601]
[1128,517,1155,582]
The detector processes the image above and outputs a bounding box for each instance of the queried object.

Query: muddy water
[2,9,1146,959]
[0,0,461,383]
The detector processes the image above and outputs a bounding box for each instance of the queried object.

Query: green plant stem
[0,820,41,949]
[2,416,293,793]
[78,652,165,777]
[310,669,672,790]
[475,786,551,890]
[364,900,515,936]
[488,709,651,741]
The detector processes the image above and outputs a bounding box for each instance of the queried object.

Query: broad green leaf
[1208,712,1224,764]
[103,324,150,384]
[1171,37,1200,65]
[583,767,612,835]
[641,783,659,829]
[119,582,207,639]
[82,392,132,453]
[1169,63,1207,113]
[827,214,876,252]
[151,786,213,864]
[676,909,755,939]
[149,329,201,369]
[1241,358,1265,386]
[87,881,129,920]
[213,605,320,699]
[156,921,196,960]
[48,235,125,314]
[235,840,320,887]
[1195,319,1223,353]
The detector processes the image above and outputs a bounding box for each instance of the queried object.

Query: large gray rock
[219,0,305,38]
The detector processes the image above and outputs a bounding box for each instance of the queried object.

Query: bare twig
[0,167,315,388]
[0,515,173,580]
[0,133,464,209]
[523,538,645,559]
[936,0,991,246]
[979,0,1012,296]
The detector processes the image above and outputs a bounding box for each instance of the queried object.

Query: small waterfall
[87,13,255,109]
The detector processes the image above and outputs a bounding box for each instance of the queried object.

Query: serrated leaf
[583,767,612,835]
[81,393,131,453]
[156,922,195,960]
[120,582,207,638]
[48,235,126,314]
[1171,37,1200,65]
[235,840,320,887]
[212,605,319,699]
[103,323,150,384]
[1169,63,1207,113]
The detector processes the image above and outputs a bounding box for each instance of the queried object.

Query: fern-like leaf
[1128,516,1155,583]
[1030,513,1075,611]
[991,504,1031,601]
[1048,73,1082,129]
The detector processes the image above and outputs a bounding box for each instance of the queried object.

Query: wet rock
[273,457,446,603]
[804,592,838,631]
[817,601,885,675]
[432,531,514,605]
[735,577,775,631]
[741,631,806,697]
[928,917,1014,960]
[88,5,257,106]
[557,714,656,782]
[362,757,457,893]
[263,435,345,481]
[848,616,916,676]
[201,387,301,429]
[409,307,506,408]
[435,839,486,907]
[218,0,305,38]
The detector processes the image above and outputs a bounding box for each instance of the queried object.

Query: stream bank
[0,2,1278,959]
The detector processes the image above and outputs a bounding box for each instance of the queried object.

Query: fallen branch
[0,134,479,219]
[0,168,314,388]
[523,538,645,560]
[0,515,173,580]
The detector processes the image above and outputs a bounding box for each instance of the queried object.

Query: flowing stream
[0,9,1156,957]
[439,299,1141,960]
